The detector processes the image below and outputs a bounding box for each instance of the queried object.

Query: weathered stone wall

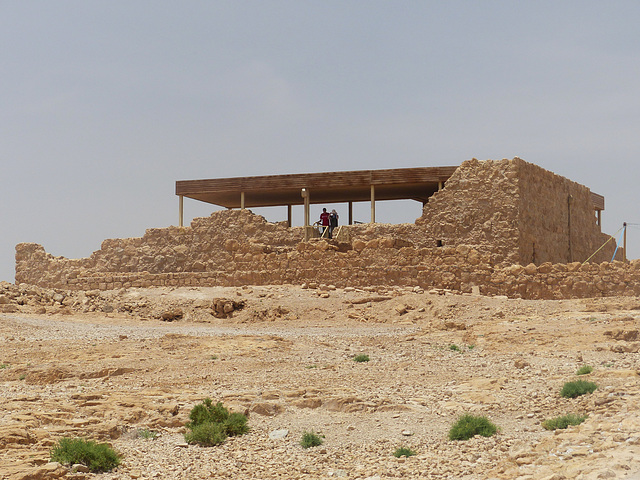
[15,210,304,285]
[14,236,640,300]
[15,158,624,300]
[415,157,614,266]
[416,158,521,266]
[516,160,612,265]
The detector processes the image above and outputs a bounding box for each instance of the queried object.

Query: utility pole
[623,222,627,262]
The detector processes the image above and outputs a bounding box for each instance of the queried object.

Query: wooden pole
[623,222,627,262]
[179,195,184,227]
[348,201,353,225]
[370,185,375,223]
[302,188,310,240]
[287,205,292,228]
[240,191,245,210]
[438,181,443,191]
[597,210,602,227]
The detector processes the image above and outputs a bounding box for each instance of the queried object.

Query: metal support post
[623,222,627,262]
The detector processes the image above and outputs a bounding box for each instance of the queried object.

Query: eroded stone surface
[1,284,640,479]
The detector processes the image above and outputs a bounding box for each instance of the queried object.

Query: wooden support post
[302,188,310,240]
[597,210,602,227]
[287,205,292,228]
[348,201,353,225]
[370,185,376,223]
[240,191,245,210]
[623,222,627,262]
[438,181,443,191]
[178,195,184,227]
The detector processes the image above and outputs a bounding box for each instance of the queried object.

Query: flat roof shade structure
[175,166,460,208]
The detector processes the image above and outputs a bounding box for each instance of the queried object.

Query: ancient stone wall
[415,157,614,266]
[416,158,521,266]
[15,158,623,300]
[516,160,612,265]
[14,236,640,300]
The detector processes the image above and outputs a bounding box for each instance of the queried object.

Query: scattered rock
[269,429,289,440]
[211,298,245,318]
[250,402,284,417]
[72,464,90,473]
[605,329,639,341]
[349,296,392,305]
[160,308,183,322]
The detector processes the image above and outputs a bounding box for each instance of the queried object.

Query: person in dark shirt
[329,209,339,238]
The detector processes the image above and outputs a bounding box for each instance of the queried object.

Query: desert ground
[1,282,640,479]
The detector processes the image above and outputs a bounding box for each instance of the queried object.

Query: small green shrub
[448,414,498,441]
[19,374,26,380]
[50,438,120,473]
[184,399,249,446]
[0,363,9,369]
[467,344,475,350]
[560,380,598,398]
[300,431,323,448]
[393,446,417,457]
[185,422,227,446]
[187,398,230,428]
[542,414,587,431]
[449,344,461,352]
[353,354,370,363]
[576,365,593,376]
[136,428,158,440]
[223,412,249,436]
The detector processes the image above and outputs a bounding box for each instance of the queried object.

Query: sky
[1,1,639,283]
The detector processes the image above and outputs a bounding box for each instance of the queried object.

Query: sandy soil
[1,284,640,479]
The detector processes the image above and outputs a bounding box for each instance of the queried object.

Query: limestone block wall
[15,236,640,300]
[416,158,521,266]
[15,239,493,293]
[14,158,624,300]
[15,210,301,285]
[487,260,640,299]
[416,158,614,266]
[516,160,612,264]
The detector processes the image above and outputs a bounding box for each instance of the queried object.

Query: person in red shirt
[319,208,330,237]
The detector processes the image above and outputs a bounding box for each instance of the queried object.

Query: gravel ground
[1,285,640,479]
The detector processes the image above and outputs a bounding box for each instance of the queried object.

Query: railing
[311,223,346,241]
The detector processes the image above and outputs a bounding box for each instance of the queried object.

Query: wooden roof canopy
[175,165,605,231]
[175,166,459,209]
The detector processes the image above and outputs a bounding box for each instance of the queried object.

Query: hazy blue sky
[2,1,639,282]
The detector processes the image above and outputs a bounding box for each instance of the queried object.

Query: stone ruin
[15,158,639,300]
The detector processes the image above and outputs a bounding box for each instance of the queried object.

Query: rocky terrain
[1,281,640,479]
